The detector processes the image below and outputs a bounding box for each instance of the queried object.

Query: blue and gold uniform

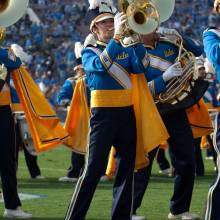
[203,26,220,220]
[57,77,75,106]
[144,37,203,97]
[204,27,220,82]
[65,35,150,219]
[0,48,22,210]
[57,77,85,181]
[133,36,204,217]
[82,39,148,107]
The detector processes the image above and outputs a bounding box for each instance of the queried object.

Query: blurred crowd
[165,0,220,40]
[4,0,220,110]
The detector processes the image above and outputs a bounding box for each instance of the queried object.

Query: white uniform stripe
[149,55,172,71]
[142,53,149,68]
[208,29,220,38]
[100,49,112,69]
[64,128,90,220]
[204,112,220,220]
[87,47,132,89]
[108,63,132,89]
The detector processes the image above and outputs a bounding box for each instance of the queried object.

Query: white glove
[217,93,220,101]
[122,34,140,46]
[158,27,181,37]
[84,33,97,47]
[0,64,7,81]
[11,44,31,64]
[114,12,127,38]
[157,27,182,42]
[162,62,183,82]
[74,42,84,59]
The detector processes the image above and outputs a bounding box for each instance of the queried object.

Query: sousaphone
[0,0,29,27]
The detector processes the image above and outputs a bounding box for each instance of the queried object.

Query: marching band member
[58,42,85,183]
[64,0,169,219]
[59,40,113,183]
[132,29,203,220]
[0,47,32,218]
[64,1,137,217]
[0,0,32,218]
[203,0,220,219]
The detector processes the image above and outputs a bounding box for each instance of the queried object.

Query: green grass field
[0,146,217,220]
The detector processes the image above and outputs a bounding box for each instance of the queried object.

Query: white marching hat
[86,0,117,31]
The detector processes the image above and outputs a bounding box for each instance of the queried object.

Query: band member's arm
[57,79,74,106]
[182,36,204,57]
[133,43,150,69]
[0,48,22,91]
[82,39,123,72]
[0,48,22,71]
[147,62,183,96]
[203,31,220,65]
[147,77,166,96]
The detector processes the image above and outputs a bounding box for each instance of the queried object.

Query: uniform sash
[12,66,69,153]
[67,47,169,170]
[186,99,213,138]
[63,78,90,154]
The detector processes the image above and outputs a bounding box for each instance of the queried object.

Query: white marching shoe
[132,214,146,220]
[58,176,78,182]
[168,211,200,220]
[3,207,32,218]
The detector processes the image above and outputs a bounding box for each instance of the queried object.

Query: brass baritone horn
[156,39,197,105]
[0,0,29,44]
[155,35,209,115]
[118,0,175,47]
[118,0,160,47]
[214,0,220,13]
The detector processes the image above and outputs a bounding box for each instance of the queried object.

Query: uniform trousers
[15,122,41,178]
[67,152,85,178]
[194,137,204,176]
[64,106,136,220]
[157,148,170,171]
[133,109,195,215]
[0,105,21,209]
[204,111,220,220]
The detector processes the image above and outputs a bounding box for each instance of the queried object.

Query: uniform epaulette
[159,37,179,48]
[85,44,96,48]
[204,26,219,33]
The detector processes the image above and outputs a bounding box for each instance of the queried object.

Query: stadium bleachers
[6,0,220,106]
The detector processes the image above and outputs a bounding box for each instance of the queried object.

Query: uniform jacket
[144,36,203,97]
[203,27,220,82]
[57,77,75,105]
[0,48,21,106]
[82,39,149,108]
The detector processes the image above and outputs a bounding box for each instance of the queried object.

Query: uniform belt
[91,89,133,108]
